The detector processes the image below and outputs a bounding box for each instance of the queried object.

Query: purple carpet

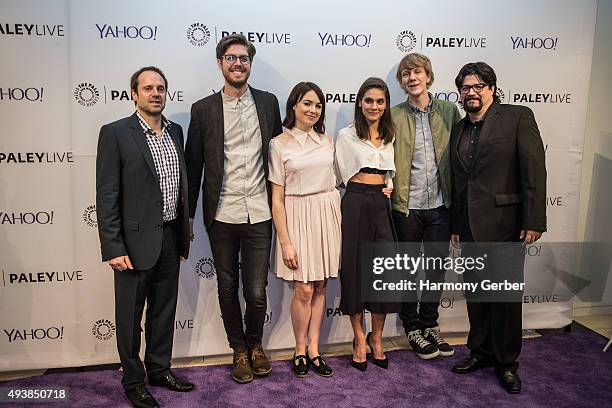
[3,330,611,407]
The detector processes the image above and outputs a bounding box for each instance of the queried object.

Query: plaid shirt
[136,111,180,222]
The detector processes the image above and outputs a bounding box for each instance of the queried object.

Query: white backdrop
[0,0,596,370]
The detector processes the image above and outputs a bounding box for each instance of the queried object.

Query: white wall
[575,0,612,316]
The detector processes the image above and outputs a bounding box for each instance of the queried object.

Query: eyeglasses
[460,83,487,94]
[220,54,251,64]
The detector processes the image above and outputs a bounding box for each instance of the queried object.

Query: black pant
[393,206,450,331]
[208,219,272,349]
[114,221,180,390]
[461,226,523,370]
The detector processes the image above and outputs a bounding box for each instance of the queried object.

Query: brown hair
[395,53,434,88]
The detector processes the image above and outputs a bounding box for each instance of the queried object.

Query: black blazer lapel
[250,87,274,180]
[168,123,186,172]
[211,92,225,183]
[251,86,271,148]
[471,102,500,166]
[129,113,159,184]
[452,118,470,174]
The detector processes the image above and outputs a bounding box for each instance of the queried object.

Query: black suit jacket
[96,112,190,270]
[185,86,282,229]
[450,103,547,242]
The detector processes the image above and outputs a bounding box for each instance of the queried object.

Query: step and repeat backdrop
[0,0,597,370]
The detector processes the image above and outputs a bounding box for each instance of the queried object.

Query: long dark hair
[454,62,500,103]
[282,82,326,134]
[354,77,394,144]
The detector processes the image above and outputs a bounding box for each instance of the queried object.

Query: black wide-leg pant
[340,182,400,315]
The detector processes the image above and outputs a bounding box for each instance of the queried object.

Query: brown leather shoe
[231,347,253,384]
[249,343,272,376]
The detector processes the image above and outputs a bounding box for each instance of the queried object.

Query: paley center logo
[2,268,84,286]
[74,82,100,107]
[82,205,97,228]
[318,32,372,47]
[396,29,486,52]
[498,86,571,104]
[187,23,211,46]
[194,257,216,279]
[219,29,291,45]
[0,23,64,37]
[74,82,184,107]
[92,319,115,341]
[326,92,357,104]
[511,91,572,104]
[0,152,73,165]
[396,30,417,52]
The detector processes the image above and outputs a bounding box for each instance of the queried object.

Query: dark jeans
[114,221,180,390]
[392,206,450,331]
[208,219,272,349]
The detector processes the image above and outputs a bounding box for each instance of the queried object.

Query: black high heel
[366,332,388,369]
[351,339,367,372]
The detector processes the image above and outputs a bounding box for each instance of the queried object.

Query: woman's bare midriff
[348,173,385,185]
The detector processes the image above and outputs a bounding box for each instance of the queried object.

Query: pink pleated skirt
[274,189,341,283]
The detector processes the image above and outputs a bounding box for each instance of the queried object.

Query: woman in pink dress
[268,82,341,378]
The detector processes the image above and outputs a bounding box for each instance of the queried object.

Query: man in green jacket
[391,53,461,360]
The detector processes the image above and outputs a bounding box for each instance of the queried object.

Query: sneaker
[423,327,454,357]
[407,328,440,359]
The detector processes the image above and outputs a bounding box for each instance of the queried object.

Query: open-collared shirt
[137,111,180,222]
[408,95,443,209]
[216,87,271,224]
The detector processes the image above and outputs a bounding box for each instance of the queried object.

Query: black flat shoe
[351,339,367,372]
[366,332,388,369]
[292,353,308,378]
[307,353,333,377]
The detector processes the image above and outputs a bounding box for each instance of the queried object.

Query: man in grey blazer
[96,66,194,408]
[185,34,282,384]
[449,62,546,394]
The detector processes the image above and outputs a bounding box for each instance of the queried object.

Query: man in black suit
[449,62,546,394]
[185,34,282,384]
[96,66,194,408]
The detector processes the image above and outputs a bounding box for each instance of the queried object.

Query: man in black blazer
[96,67,194,408]
[449,62,546,394]
[185,34,282,384]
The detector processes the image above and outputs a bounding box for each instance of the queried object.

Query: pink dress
[268,128,341,282]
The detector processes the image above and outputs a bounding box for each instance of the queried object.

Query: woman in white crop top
[335,77,400,372]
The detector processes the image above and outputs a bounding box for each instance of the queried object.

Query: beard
[463,96,482,113]
[223,67,250,88]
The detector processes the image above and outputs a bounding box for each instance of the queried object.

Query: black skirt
[339,182,401,315]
